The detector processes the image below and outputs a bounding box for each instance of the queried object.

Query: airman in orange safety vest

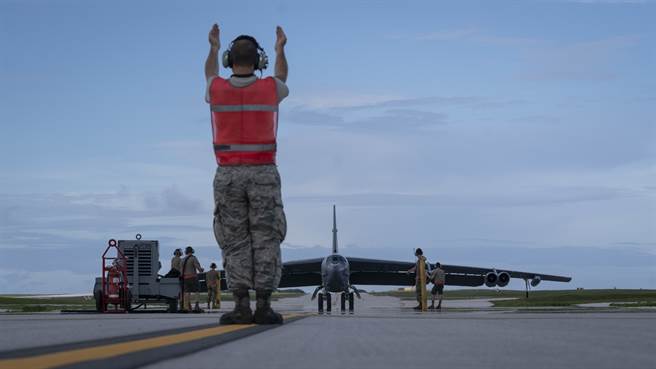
[204,24,289,325]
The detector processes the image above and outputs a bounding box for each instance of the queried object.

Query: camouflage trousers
[213,165,286,291]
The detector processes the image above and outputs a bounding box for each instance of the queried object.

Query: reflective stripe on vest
[208,77,278,166]
[214,143,277,152]
[210,104,278,112]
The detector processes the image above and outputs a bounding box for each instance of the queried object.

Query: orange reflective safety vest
[208,76,278,166]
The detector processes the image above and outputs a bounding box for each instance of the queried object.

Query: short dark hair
[210,263,217,269]
[231,39,258,67]
[435,262,441,268]
[174,248,182,256]
[185,246,194,255]
[415,248,423,256]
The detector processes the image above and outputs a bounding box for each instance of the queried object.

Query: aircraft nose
[324,263,348,290]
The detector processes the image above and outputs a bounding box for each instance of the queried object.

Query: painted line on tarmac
[0,313,308,369]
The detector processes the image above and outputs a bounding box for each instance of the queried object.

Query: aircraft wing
[439,264,571,283]
[347,257,571,287]
[278,258,323,288]
[276,257,570,288]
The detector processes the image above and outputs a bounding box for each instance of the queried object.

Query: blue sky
[0,0,654,293]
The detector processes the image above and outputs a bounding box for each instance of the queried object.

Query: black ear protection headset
[222,35,269,71]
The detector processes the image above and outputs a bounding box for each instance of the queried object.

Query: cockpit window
[329,255,346,264]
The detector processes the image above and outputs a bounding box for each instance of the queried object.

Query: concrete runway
[1,294,655,369]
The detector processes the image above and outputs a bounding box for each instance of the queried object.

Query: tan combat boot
[253,290,283,325]
[219,289,253,325]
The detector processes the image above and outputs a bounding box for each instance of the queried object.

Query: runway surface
[1,294,655,369]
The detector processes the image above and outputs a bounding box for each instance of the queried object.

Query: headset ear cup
[257,49,269,70]
[222,50,231,68]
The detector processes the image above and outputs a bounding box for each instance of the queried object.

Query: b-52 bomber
[278,206,571,313]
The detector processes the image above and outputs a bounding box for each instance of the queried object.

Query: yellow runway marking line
[0,324,253,369]
[0,313,308,369]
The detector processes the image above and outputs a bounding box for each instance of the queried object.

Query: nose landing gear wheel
[318,293,324,314]
[340,292,346,314]
[348,292,354,313]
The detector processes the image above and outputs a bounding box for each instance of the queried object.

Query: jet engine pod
[497,271,511,287]
[530,276,541,287]
[485,272,498,287]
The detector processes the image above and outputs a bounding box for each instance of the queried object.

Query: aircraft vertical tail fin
[332,205,338,254]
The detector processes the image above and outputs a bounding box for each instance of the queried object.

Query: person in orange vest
[204,23,289,325]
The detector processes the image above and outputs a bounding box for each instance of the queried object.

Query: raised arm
[205,23,220,80]
[274,25,288,83]
[194,256,204,273]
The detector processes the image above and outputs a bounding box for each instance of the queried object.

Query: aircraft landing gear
[348,292,354,313]
[340,292,346,314]
[318,292,332,314]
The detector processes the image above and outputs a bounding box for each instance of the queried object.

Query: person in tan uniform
[430,262,446,310]
[164,249,182,278]
[181,246,204,312]
[206,263,221,310]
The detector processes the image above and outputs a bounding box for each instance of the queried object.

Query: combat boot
[219,289,253,325]
[253,289,283,325]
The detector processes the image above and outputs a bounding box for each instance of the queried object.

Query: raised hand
[275,25,287,53]
[209,23,220,49]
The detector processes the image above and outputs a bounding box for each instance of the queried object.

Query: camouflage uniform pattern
[213,165,286,291]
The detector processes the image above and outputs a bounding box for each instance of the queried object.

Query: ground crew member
[181,246,204,312]
[204,23,289,325]
[165,248,182,278]
[407,248,430,310]
[430,262,446,310]
[206,263,221,310]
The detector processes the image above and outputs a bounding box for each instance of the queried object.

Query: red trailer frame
[100,239,130,313]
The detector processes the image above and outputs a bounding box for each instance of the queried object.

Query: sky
[0,0,654,293]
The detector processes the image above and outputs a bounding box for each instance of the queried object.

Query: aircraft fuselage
[321,254,350,293]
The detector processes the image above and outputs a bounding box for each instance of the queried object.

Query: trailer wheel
[168,298,179,313]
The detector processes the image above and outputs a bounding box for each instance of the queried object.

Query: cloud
[144,186,204,215]
[0,188,222,294]
[338,96,521,111]
[0,269,96,294]
[390,28,538,46]
[542,0,653,3]
[519,36,641,81]
[390,28,642,81]
[286,107,447,131]
[0,188,212,251]
[285,93,400,110]
[285,185,631,208]
[286,93,522,111]
[285,108,345,127]
[283,94,525,132]
[413,28,480,41]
